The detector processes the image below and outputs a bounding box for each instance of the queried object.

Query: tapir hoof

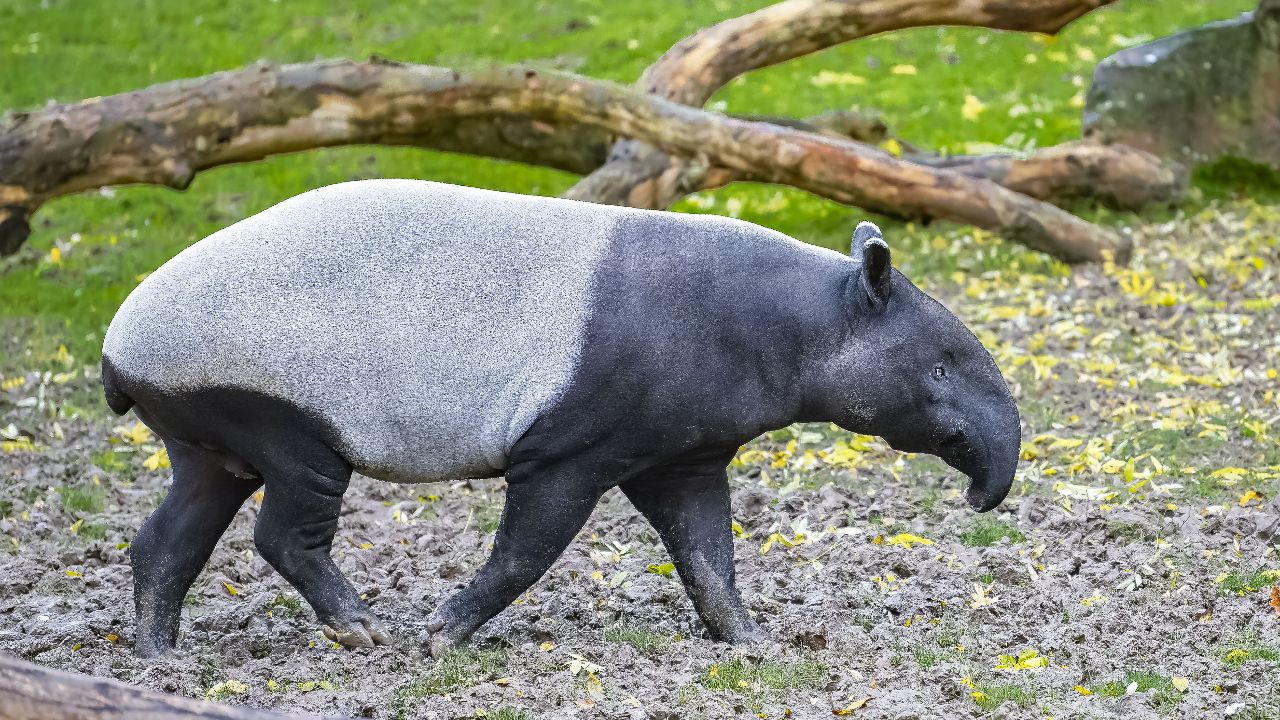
[424,614,471,658]
[320,614,392,649]
[133,638,178,659]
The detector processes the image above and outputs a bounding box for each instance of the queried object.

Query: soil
[2,203,1279,719]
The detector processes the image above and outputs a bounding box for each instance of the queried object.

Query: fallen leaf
[890,64,917,75]
[1270,586,1280,617]
[833,697,870,715]
[223,581,239,596]
[875,533,934,549]
[961,94,985,121]
[142,448,170,471]
[1171,677,1189,692]
[647,562,676,577]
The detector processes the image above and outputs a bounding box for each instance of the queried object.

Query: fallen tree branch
[566,0,1119,209]
[0,61,1128,262]
[0,653,331,720]
[909,140,1186,212]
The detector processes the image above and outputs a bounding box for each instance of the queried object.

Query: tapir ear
[852,221,892,304]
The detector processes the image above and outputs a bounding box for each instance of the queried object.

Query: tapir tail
[101,356,136,415]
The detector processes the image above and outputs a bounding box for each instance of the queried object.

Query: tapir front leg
[621,471,765,644]
[427,463,606,657]
[253,445,390,648]
[131,441,261,657]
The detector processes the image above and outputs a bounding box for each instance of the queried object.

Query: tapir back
[103,180,617,482]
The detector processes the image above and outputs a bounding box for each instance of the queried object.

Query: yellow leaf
[810,70,867,87]
[880,533,934,549]
[833,697,870,715]
[1239,490,1264,507]
[69,518,84,535]
[142,448,170,471]
[1171,677,1189,692]
[891,64,917,75]
[65,569,82,577]
[105,633,118,643]
[540,641,555,652]
[880,138,903,158]
[995,648,1048,671]
[114,422,152,445]
[731,520,747,539]
[647,562,676,577]
[961,94,985,121]
[223,582,239,596]
[1073,685,1093,695]
[969,583,997,609]
[495,677,511,686]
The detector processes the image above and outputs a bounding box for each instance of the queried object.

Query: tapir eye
[932,364,947,380]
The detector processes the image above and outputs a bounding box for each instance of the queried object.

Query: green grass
[1222,630,1280,666]
[913,647,943,669]
[76,521,110,541]
[59,484,106,513]
[1217,568,1280,596]
[959,518,1026,547]
[701,658,824,693]
[91,449,133,476]
[270,593,304,617]
[391,649,507,720]
[1091,670,1181,709]
[603,625,673,658]
[0,0,1256,371]
[972,682,1035,712]
[488,709,531,720]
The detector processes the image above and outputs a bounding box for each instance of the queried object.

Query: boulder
[1084,0,1280,169]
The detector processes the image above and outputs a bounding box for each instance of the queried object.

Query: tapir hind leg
[621,472,765,644]
[131,440,261,657]
[426,464,606,657]
[252,444,391,649]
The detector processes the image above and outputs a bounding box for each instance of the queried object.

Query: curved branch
[566,0,1119,207]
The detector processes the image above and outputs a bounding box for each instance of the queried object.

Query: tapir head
[825,222,1021,512]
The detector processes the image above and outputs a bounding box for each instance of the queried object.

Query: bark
[0,60,1128,262]
[914,141,1186,212]
[0,653,332,720]
[566,0,1119,208]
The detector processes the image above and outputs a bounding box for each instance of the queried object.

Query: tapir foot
[715,619,769,647]
[320,611,392,649]
[424,613,471,658]
[133,635,179,659]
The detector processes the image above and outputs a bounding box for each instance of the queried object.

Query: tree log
[0,60,1128,262]
[565,0,1119,209]
[0,653,332,720]
[911,141,1186,212]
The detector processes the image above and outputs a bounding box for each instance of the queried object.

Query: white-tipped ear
[853,221,891,303]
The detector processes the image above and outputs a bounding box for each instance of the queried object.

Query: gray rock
[1084,1,1280,169]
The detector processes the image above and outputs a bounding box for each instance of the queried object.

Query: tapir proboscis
[101,180,1021,658]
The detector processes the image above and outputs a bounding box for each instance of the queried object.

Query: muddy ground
[2,204,1279,719]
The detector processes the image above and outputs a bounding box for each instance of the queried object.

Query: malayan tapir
[101,179,1020,658]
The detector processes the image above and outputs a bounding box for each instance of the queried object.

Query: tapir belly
[102,180,617,482]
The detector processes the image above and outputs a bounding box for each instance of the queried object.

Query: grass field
[3,1,1280,719]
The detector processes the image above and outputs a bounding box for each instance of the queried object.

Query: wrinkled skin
[105,213,1019,659]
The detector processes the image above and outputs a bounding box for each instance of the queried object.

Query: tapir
[101,179,1020,658]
